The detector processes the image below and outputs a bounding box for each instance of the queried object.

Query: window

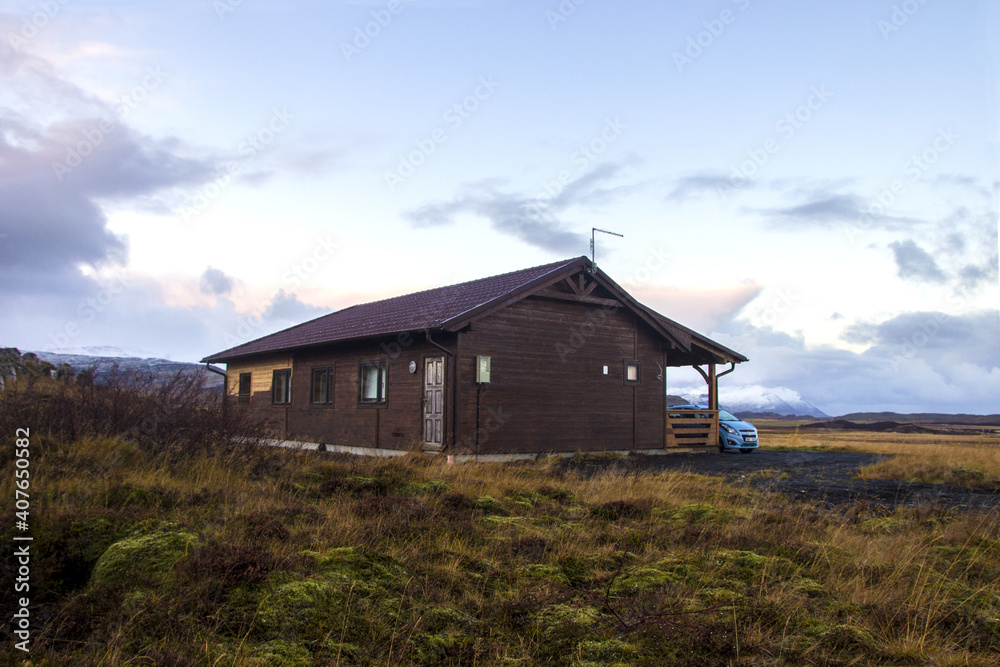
[238,372,251,406]
[624,361,640,385]
[272,369,291,405]
[359,361,386,404]
[311,365,334,405]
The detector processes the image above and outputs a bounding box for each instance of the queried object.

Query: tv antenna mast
[590,227,623,267]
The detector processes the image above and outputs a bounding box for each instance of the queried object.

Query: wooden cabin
[202,257,747,457]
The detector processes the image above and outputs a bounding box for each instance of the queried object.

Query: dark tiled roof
[202,257,584,363]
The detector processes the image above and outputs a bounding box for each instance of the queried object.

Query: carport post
[708,364,718,411]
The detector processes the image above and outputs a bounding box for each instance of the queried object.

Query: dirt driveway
[564,450,1000,512]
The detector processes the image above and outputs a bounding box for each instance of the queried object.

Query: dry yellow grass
[4,375,1000,665]
[763,427,1000,488]
[5,433,999,665]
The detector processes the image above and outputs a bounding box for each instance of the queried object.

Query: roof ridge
[341,256,583,311]
[202,256,585,362]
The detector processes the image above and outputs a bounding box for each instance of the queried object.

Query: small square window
[272,369,291,405]
[238,372,251,407]
[311,365,334,405]
[625,361,640,385]
[359,361,387,405]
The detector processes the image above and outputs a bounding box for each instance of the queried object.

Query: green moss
[313,546,408,595]
[506,489,543,506]
[253,546,411,641]
[519,563,569,585]
[422,606,472,633]
[321,641,361,663]
[809,623,879,653]
[257,578,341,635]
[410,631,463,664]
[535,603,600,629]
[609,566,685,596]
[697,587,743,604]
[246,639,313,666]
[473,495,506,515]
[483,515,526,526]
[793,577,826,597]
[559,555,592,586]
[538,486,577,504]
[671,503,741,525]
[89,523,200,591]
[712,549,797,582]
[573,638,638,665]
[403,479,450,496]
[532,604,604,664]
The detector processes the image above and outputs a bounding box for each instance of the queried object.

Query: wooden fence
[665,409,719,449]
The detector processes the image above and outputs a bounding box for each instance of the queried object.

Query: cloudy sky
[0,0,997,415]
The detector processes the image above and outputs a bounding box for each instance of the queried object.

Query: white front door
[423,357,445,448]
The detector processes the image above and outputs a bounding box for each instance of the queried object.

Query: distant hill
[836,412,1000,426]
[29,351,224,390]
[799,419,945,434]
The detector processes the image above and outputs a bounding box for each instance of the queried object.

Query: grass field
[760,425,1000,490]
[2,378,999,665]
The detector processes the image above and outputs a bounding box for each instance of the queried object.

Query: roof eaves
[649,312,748,363]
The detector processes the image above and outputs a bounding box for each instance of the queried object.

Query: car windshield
[719,410,739,422]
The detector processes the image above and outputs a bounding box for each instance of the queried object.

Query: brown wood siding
[224,353,294,436]
[223,336,455,450]
[454,297,667,454]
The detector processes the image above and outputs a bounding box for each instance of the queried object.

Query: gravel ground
[564,450,1000,512]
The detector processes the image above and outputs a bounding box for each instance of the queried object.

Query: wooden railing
[665,409,719,448]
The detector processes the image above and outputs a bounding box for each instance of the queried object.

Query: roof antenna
[590,227,623,268]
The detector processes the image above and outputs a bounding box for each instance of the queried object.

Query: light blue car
[669,405,759,453]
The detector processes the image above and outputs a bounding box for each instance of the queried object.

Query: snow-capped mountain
[670,384,828,418]
[28,350,224,389]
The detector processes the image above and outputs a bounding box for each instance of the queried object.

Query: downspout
[715,362,736,410]
[424,329,455,356]
[204,363,227,394]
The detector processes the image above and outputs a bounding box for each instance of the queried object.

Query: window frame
[624,360,641,385]
[272,368,292,405]
[237,372,251,407]
[358,360,387,406]
[310,365,334,406]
